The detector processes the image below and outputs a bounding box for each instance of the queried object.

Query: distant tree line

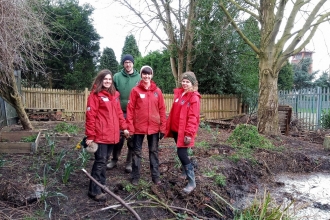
[19,0,329,98]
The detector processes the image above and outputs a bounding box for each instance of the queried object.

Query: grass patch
[21,134,38,142]
[54,122,81,134]
[210,154,225,161]
[203,170,226,187]
[195,140,210,148]
[214,174,226,187]
[234,190,293,219]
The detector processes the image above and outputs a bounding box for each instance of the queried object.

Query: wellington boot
[183,163,196,194]
[178,167,187,180]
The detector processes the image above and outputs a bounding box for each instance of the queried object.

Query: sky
[79,0,330,76]
[79,1,165,61]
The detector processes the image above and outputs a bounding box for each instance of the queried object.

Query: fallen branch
[142,191,176,216]
[81,168,141,220]
[99,200,206,219]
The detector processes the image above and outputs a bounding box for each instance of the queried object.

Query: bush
[226,124,275,162]
[320,109,330,129]
[226,124,273,149]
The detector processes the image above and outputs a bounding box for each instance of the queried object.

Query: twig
[261,159,274,176]
[142,191,176,216]
[101,200,206,219]
[81,169,141,220]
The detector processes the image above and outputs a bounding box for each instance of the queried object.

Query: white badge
[140,94,145,98]
[175,98,179,102]
[101,97,109,102]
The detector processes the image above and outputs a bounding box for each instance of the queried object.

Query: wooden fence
[21,87,243,122]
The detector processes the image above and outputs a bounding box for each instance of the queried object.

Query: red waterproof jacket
[85,90,126,144]
[126,80,167,135]
[165,88,201,147]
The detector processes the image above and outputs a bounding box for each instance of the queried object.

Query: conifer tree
[121,35,141,60]
[99,47,119,74]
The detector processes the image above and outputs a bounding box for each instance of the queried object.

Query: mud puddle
[273,172,330,220]
[233,172,330,219]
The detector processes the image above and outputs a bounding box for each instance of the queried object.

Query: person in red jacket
[126,65,167,185]
[165,71,201,194]
[85,69,128,202]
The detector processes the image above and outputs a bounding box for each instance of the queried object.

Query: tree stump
[323,135,330,150]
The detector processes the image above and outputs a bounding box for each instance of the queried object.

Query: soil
[0,118,330,220]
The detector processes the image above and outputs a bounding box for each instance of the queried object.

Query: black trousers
[88,143,114,196]
[172,131,190,165]
[131,133,160,180]
[110,112,133,164]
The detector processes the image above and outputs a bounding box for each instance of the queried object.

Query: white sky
[79,0,330,76]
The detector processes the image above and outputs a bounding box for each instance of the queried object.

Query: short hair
[140,66,153,75]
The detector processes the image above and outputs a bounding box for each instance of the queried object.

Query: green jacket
[113,69,141,112]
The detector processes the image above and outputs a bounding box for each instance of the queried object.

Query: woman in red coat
[165,71,201,193]
[85,69,128,201]
[126,65,167,186]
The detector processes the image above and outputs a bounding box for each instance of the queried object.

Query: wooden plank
[32,131,42,153]
[0,131,40,142]
[278,105,292,135]
[0,131,41,154]
[0,142,31,153]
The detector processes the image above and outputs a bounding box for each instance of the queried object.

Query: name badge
[101,97,109,102]
[175,98,179,102]
[140,94,145,98]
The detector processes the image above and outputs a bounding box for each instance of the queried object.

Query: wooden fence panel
[22,87,86,121]
[22,87,242,122]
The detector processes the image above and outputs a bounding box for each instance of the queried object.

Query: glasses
[124,61,133,64]
[142,72,152,75]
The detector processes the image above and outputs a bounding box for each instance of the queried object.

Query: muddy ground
[0,118,330,219]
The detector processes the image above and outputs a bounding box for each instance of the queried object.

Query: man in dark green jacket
[107,54,141,173]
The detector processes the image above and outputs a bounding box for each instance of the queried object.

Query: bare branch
[116,0,168,47]
[277,0,306,47]
[271,0,289,43]
[219,0,260,54]
[0,0,51,92]
[242,0,259,9]
[227,0,260,21]
[282,0,330,57]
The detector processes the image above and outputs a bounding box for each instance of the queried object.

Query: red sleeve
[184,94,200,137]
[85,93,98,140]
[126,88,137,133]
[158,89,167,133]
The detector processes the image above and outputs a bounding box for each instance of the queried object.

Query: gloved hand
[159,132,165,140]
[184,136,191,145]
[123,129,130,138]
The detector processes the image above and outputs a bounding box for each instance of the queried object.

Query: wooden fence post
[84,88,88,113]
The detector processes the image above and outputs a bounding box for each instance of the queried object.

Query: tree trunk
[0,72,33,130]
[177,50,185,86]
[323,135,330,150]
[257,59,279,135]
[169,56,178,86]
[169,49,185,88]
[12,93,33,130]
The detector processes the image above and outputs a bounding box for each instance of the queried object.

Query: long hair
[91,69,116,95]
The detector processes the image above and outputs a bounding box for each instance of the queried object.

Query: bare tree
[0,0,51,130]
[219,0,330,135]
[112,0,197,86]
